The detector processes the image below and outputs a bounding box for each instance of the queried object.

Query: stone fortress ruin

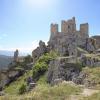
[49,17,96,57]
[32,17,100,67]
[32,17,100,85]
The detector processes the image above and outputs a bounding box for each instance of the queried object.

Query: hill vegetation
[0,52,100,100]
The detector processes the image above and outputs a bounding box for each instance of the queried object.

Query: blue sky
[0,0,100,53]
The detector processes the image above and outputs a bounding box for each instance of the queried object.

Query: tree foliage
[32,51,58,80]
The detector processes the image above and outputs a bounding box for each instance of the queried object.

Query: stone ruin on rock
[32,40,47,64]
[32,17,98,64]
[32,17,100,85]
[48,17,97,56]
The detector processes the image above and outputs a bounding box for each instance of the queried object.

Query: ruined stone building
[32,17,98,64]
[32,17,100,85]
[48,17,96,56]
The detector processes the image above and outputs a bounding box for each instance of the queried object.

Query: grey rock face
[86,38,97,53]
[32,40,47,64]
[80,54,100,67]
[47,57,81,85]
[92,35,100,49]
[72,72,87,85]
[31,17,100,86]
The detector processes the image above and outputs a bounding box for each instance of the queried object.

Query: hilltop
[0,17,100,100]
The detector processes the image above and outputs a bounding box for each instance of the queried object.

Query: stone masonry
[48,17,96,57]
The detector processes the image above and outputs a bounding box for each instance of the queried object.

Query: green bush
[32,51,58,80]
[18,84,26,94]
[24,55,33,64]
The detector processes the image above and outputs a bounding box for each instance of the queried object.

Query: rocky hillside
[0,17,100,100]
[92,35,100,48]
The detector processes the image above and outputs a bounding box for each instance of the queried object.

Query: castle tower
[80,23,89,38]
[61,17,76,33]
[51,24,58,34]
[50,23,58,39]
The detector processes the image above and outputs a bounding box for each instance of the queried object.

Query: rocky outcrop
[47,57,82,85]
[0,69,24,88]
[80,54,100,67]
[32,40,47,64]
[31,17,100,86]
[86,38,97,53]
[92,35,100,49]
[14,49,19,62]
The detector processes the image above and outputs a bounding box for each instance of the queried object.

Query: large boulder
[92,35,100,49]
[32,40,47,64]
[86,38,97,53]
[80,54,100,67]
[47,57,82,85]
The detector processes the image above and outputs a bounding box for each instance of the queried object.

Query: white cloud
[0,39,48,54]
[32,40,39,50]
[32,39,48,50]
[0,47,32,52]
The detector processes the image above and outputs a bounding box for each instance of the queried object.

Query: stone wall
[61,17,76,33]
[48,17,91,57]
[80,23,89,38]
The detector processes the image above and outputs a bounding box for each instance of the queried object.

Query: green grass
[82,67,100,89]
[1,75,82,100]
[4,70,33,95]
[32,51,58,79]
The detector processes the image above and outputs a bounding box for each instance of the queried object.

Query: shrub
[24,55,33,64]
[32,51,58,80]
[18,84,26,94]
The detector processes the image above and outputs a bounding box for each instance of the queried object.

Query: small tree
[24,55,33,64]
[18,84,26,94]
[32,51,58,80]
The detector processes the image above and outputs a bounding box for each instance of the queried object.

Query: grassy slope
[1,75,82,100]
[1,51,100,100]
[82,67,100,100]
[82,67,100,89]
[1,67,100,100]
[4,70,33,95]
[83,92,100,100]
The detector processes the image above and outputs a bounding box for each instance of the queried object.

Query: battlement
[80,23,89,37]
[51,23,58,34]
[61,17,76,33]
[50,17,89,39]
[80,23,88,32]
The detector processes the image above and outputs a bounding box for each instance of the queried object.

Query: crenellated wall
[48,17,97,57]
[61,17,76,33]
[50,17,89,40]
